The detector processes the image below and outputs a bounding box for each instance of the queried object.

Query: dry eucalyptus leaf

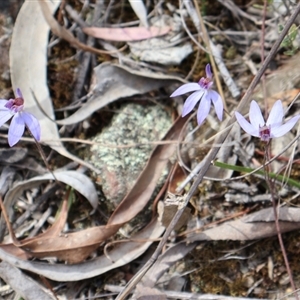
[82,26,170,41]
[188,207,300,242]
[9,0,100,173]
[7,171,98,209]
[10,0,60,143]
[1,196,118,264]
[0,261,55,300]
[16,228,119,264]
[0,219,164,281]
[0,196,70,261]
[0,116,186,273]
[0,171,98,241]
[243,207,300,223]
[1,196,68,261]
[0,117,186,265]
[56,62,184,126]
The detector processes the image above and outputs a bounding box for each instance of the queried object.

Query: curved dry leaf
[0,116,186,268]
[9,116,185,264]
[188,207,300,242]
[9,0,100,173]
[243,207,300,223]
[8,171,98,209]
[0,171,98,241]
[0,219,164,281]
[0,183,105,264]
[17,224,121,263]
[27,116,186,263]
[0,190,70,258]
[56,62,184,126]
[82,26,170,41]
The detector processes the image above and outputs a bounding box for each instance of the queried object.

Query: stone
[87,103,172,206]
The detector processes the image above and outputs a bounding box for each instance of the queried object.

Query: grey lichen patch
[87,103,172,206]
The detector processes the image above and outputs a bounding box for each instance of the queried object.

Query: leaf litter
[0,1,300,299]
[82,26,171,42]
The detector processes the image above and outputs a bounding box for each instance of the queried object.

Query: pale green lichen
[87,103,172,206]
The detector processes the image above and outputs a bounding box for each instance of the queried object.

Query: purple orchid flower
[0,88,41,147]
[235,100,300,142]
[170,64,223,126]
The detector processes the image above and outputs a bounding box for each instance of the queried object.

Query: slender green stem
[214,161,300,189]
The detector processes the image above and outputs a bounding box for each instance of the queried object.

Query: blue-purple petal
[8,114,25,147]
[271,115,300,138]
[22,112,41,141]
[266,100,283,127]
[249,100,265,128]
[208,90,223,121]
[182,90,204,117]
[0,100,8,107]
[235,111,260,137]
[0,110,13,128]
[205,64,212,79]
[4,99,14,110]
[15,88,23,99]
[170,83,201,97]
[197,96,211,126]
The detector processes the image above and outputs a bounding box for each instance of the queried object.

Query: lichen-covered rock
[87,103,172,206]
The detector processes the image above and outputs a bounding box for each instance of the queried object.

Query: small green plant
[279,23,299,55]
